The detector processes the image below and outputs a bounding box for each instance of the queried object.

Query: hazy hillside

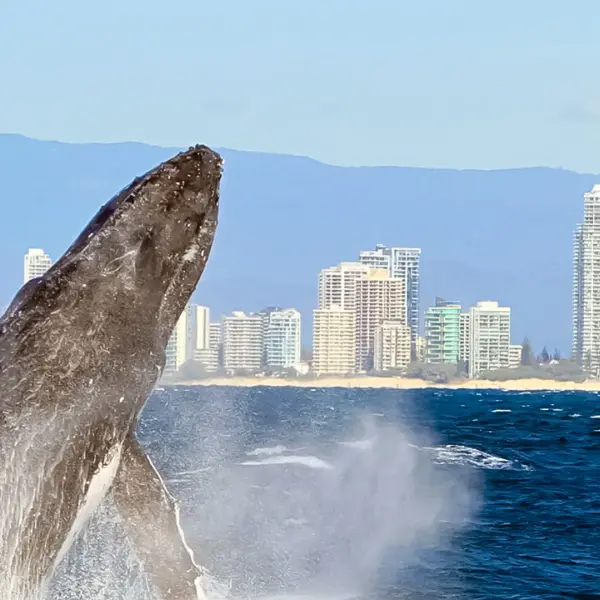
[0,133,595,353]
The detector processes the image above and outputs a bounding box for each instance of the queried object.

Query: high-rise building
[263,308,301,369]
[194,306,211,351]
[468,301,511,377]
[374,320,412,371]
[359,249,391,271]
[509,344,523,368]
[359,245,421,351]
[223,311,264,373]
[164,331,179,373]
[318,262,371,311]
[459,312,471,366]
[312,306,356,375]
[194,321,222,373]
[165,310,188,372]
[24,248,52,283]
[424,298,462,364]
[164,303,207,372]
[355,269,405,372]
[415,335,427,363]
[572,185,600,373]
[209,322,222,349]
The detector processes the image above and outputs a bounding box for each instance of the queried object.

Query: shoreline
[160,376,600,392]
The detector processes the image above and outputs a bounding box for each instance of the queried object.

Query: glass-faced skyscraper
[572,184,600,374]
[424,298,461,364]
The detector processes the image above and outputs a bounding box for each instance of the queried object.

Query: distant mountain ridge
[0,133,596,353]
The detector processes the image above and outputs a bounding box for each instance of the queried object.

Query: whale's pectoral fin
[111,433,205,600]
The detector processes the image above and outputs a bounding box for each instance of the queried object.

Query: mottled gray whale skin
[0,145,222,599]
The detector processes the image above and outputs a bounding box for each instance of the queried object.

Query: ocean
[52,386,599,600]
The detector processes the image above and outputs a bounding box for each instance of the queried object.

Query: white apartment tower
[359,249,391,271]
[312,306,356,375]
[264,308,302,369]
[24,248,52,283]
[355,269,405,372]
[415,335,427,362]
[459,312,471,365]
[165,309,189,372]
[194,321,222,373]
[572,185,600,374]
[209,322,222,349]
[359,245,421,353]
[165,304,209,372]
[468,301,511,378]
[194,306,211,351]
[509,344,523,368]
[318,262,371,311]
[374,320,412,371]
[223,311,264,373]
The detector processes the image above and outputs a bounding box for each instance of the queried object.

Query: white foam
[591,415,600,419]
[569,414,582,418]
[239,455,333,470]
[426,444,517,470]
[339,439,373,450]
[246,445,289,457]
[491,409,512,413]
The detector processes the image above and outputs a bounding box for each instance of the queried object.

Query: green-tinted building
[424,298,461,364]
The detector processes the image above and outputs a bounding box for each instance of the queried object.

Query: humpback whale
[0,145,222,599]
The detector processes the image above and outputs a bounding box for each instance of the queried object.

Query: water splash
[3,388,478,599]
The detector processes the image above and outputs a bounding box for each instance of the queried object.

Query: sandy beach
[165,376,600,392]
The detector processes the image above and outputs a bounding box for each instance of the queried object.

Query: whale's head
[1,145,222,372]
[70,144,222,344]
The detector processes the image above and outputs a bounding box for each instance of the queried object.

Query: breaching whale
[0,145,222,599]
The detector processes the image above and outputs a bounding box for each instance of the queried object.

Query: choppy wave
[22,386,600,600]
[345,436,526,472]
[425,444,530,471]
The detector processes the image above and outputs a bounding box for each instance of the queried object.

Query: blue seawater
[97,386,600,599]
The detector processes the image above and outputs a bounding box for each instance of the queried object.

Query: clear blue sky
[1,0,599,171]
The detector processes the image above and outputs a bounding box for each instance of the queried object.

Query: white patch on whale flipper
[52,443,124,572]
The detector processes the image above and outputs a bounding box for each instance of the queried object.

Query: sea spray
[48,385,478,598]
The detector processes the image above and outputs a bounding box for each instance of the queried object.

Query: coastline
[162,376,600,392]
